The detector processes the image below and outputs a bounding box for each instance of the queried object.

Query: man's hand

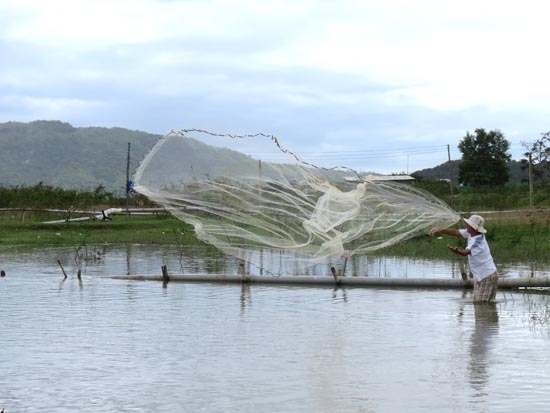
[447,244,459,254]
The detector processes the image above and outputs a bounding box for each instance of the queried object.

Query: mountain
[0,121,161,194]
[413,159,529,184]
[0,120,532,193]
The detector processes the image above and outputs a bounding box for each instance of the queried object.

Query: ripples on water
[1,246,550,412]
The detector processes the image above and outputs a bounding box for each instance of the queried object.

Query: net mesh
[133,129,460,275]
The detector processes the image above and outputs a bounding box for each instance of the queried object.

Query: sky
[1,0,549,174]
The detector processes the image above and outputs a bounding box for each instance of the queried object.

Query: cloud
[0,0,548,173]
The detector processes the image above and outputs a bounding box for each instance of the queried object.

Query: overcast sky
[1,0,549,174]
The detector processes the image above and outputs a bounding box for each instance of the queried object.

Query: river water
[1,245,550,412]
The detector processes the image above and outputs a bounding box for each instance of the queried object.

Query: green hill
[0,121,161,194]
[413,159,529,184]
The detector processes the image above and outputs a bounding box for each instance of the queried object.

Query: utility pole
[447,144,454,204]
[528,152,533,208]
[126,142,131,219]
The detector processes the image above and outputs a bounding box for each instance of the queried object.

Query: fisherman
[429,214,498,302]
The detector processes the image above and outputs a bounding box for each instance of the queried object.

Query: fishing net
[133,129,459,275]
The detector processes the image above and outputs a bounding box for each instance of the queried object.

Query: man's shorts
[474,271,498,302]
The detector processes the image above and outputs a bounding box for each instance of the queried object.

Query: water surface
[1,246,550,412]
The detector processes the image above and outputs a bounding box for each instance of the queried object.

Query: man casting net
[133,129,459,275]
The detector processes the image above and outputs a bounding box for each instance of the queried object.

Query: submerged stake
[161,265,169,283]
[57,260,68,279]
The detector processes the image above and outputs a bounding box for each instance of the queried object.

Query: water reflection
[469,303,499,398]
[1,244,549,280]
[332,286,348,302]
[520,292,550,335]
[240,283,251,313]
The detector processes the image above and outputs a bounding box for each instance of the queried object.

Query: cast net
[133,129,460,275]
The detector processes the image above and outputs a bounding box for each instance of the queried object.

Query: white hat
[464,214,487,234]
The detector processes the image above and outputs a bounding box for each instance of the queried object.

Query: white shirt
[459,229,497,281]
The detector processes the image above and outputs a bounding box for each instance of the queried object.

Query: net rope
[133,129,460,275]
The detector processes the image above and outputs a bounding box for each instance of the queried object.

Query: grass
[374,209,550,263]
[2,208,550,263]
[0,211,202,248]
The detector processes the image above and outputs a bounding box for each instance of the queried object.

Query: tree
[458,128,511,187]
[521,131,550,183]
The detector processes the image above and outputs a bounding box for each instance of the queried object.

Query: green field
[1,208,550,263]
[375,209,550,263]
[0,211,201,248]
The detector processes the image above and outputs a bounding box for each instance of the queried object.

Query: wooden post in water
[57,260,68,279]
[330,267,339,284]
[161,265,169,283]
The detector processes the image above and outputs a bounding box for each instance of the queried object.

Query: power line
[245,144,450,161]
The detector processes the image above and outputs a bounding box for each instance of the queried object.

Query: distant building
[344,174,416,185]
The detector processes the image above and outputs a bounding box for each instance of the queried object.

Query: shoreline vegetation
[1,182,550,263]
[1,207,549,264]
